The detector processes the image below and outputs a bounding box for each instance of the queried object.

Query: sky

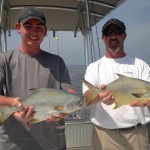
[7,0,150,66]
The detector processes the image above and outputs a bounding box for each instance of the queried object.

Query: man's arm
[0,95,21,107]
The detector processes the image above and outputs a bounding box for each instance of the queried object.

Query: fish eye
[77,101,81,105]
[77,101,83,107]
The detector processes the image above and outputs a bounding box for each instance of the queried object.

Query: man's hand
[46,113,69,122]
[98,84,115,105]
[130,100,150,107]
[67,88,77,94]
[13,106,36,129]
[92,84,114,105]
[12,97,22,107]
[84,84,114,106]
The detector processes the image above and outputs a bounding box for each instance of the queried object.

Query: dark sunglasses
[103,28,124,36]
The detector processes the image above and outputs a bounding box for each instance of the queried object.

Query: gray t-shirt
[0,49,71,150]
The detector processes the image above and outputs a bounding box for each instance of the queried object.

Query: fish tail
[82,79,102,106]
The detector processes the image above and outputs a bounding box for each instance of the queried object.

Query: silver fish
[0,88,83,124]
[82,74,150,109]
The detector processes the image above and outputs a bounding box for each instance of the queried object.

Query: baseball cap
[102,18,126,34]
[17,6,46,24]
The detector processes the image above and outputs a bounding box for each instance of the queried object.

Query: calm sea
[67,65,86,95]
[67,65,90,119]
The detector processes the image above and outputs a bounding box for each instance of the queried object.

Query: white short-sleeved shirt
[83,55,150,129]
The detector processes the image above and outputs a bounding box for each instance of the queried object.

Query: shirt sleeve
[0,55,6,94]
[59,57,72,90]
[136,58,150,82]
[82,61,99,94]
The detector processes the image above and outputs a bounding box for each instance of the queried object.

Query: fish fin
[113,102,125,109]
[30,118,43,124]
[116,73,127,79]
[81,79,102,106]
[132,93,144,98]
[81,79,99,90]
[85,100,94,106]
[113,104,119,109]
[113,92,144,109]
[113,98,123,109]
[113,94,135,109]
[113,102,126,109]
[54,105,64,111]
[29,88,48,92]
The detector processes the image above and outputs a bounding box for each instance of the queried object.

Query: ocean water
[67,65,91,119]
[67,65,86,95]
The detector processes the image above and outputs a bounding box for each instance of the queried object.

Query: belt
[112,123,142,132]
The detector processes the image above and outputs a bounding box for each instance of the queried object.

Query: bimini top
[0,0,126,33]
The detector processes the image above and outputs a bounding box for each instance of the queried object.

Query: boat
[0,0,126,149]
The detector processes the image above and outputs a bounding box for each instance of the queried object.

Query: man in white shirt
[82,18,150,150]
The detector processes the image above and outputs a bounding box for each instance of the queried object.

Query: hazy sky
[7,0,150,65]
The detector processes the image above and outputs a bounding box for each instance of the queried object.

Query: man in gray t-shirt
[0,6,75,150]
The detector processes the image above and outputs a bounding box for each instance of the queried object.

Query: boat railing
[65,119,92,150]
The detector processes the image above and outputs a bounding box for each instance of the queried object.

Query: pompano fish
[0,88,83,124]
[82,74,150,109]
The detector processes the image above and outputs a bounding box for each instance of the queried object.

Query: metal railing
[65,119,92,149]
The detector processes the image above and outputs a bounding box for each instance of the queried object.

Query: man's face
[102,24,126,54]
[16,18,47,47]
